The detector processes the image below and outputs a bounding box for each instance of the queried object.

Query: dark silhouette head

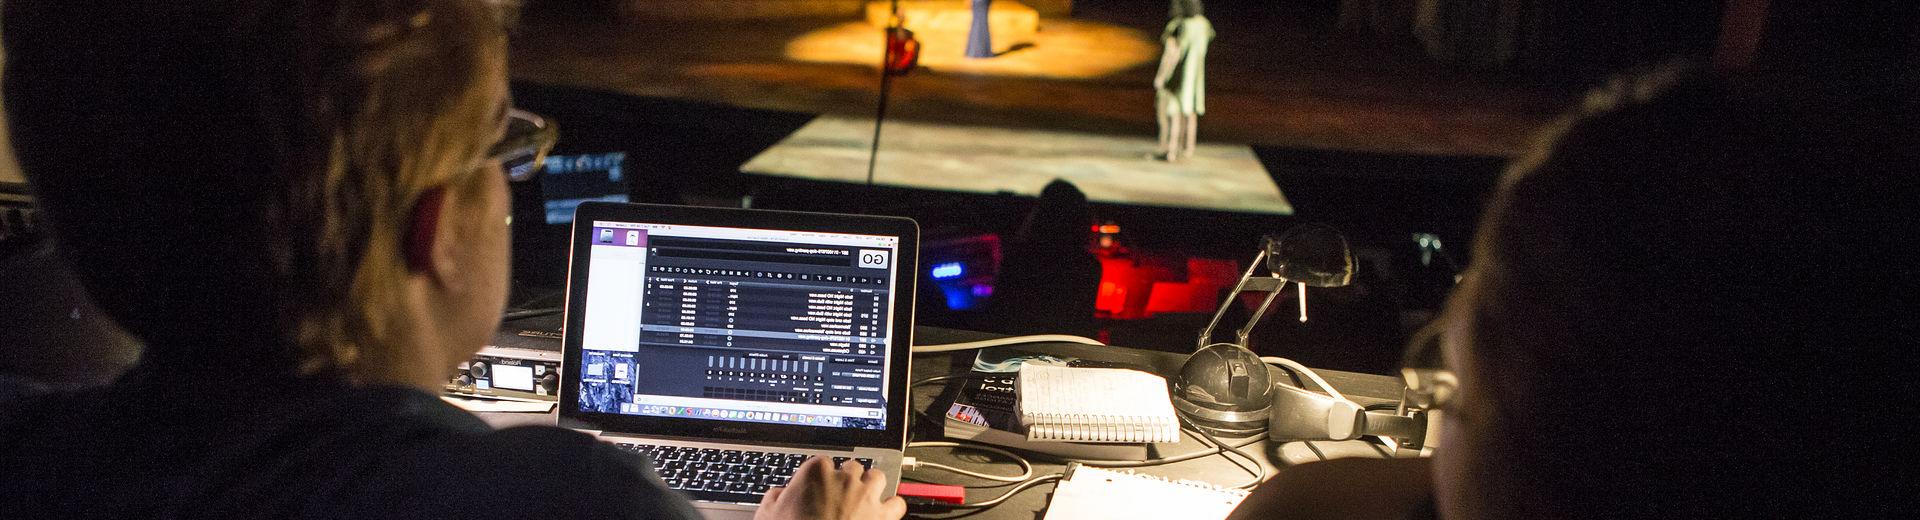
[1434,64,1915,518]
[4,0,509,380]
[1016,179,1094,254]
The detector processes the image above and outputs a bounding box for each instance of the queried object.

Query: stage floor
[740,115,1293,215]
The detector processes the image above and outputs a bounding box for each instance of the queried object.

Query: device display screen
[491,364,536,392]
[573,220,900,431]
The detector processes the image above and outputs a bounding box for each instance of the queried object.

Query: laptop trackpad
[698,506,756,520]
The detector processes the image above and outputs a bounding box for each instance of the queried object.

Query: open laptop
[558,202,918,519]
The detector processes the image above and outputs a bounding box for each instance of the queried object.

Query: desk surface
[476,326,1406,519]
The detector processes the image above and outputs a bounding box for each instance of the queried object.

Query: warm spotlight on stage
[784,20,1158,80]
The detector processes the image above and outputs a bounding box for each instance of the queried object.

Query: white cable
[911,334,1105,353]
[905,441,1034,483]
[1260,356,1347,402]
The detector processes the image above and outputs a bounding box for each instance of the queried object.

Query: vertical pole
[863,1,903,214]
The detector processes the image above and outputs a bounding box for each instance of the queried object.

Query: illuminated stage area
[785,19,1157,80]
[507,8,1564,157]
[741,115,1293,215]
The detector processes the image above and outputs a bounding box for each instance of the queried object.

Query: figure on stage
[965,0,994,58]
[1154,0,1213,161]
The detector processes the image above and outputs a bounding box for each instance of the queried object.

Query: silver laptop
[558,202,918,519]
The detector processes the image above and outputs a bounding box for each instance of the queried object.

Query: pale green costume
[1154,13,1213,160]
[1159,15,1213,116]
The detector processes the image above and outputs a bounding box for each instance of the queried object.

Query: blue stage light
[931,262,965,280]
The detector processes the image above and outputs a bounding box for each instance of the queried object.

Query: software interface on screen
[576,220,900,430]
[540,152,630,224]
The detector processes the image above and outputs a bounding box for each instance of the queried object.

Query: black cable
[907,375,1260,469]
[922,429,1261,513]
[1303,440,1330,461]
[500,307,562,321]
[1368,441,1396,459]
[1181,415,1266,489]
[1268,362,1308,392]
[906,375,1269,490]
[935,473,1064,510]
[509,288,566,310]
[910,374,990,391]
[1075,430,1260,468]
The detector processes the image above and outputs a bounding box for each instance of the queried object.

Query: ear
[404,187,448,274]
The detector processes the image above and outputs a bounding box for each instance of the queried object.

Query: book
[943,372,1151,460]
[1016,364,1181,443]
[1041,465,1249,520]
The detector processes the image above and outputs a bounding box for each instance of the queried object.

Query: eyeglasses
[1400,318,1457,411]
[488,108,556,182]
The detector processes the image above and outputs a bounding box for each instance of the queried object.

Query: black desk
[476,326,1406,519]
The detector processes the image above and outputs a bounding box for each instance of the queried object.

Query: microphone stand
[862,0,903,214]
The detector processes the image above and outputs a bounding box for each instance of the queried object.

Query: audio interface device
[447,313,563,401]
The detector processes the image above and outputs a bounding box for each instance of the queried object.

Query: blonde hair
[293,1,507,379]
[3,0,504,378]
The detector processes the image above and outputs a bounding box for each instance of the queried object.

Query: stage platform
[740,115,1293,215]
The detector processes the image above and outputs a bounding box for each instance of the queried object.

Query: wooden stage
[740,115,1293,215]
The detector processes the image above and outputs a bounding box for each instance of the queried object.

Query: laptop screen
[572,219,902,431]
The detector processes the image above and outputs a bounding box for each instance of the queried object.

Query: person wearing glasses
[1228,66,1912,518]
[0,1,903,519]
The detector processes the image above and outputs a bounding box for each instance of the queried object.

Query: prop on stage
[864,1,1037,57]
[740,115,1292,215]
[788,18,1152,79]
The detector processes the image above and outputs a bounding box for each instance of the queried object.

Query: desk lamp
[1174,224,1355,436]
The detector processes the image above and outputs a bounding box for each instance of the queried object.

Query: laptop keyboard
[613,443,872,503]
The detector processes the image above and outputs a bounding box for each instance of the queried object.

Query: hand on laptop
[755,457,906,520]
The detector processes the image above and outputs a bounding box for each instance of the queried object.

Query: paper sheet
[441,395,557,414]
[1042,466,1248,520]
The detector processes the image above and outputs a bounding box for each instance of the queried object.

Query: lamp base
[1173,343,1277,438]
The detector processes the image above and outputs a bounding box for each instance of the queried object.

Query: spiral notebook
[1041,465,1249,520]
[1016,364,1181,443]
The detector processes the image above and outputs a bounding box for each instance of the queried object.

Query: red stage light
[1096,255,1237,320]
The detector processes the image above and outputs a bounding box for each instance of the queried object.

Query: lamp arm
[1196,249,1268,349]
[1234,281,1287,346]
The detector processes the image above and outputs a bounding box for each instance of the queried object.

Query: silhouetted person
[986,180,1102,337]
[0,2,903,519]
[1231,65,1915,518]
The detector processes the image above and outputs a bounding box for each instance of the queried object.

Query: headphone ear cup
[405,187,447,273]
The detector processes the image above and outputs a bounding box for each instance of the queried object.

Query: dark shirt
[986,243,1102,337]
[0,365,702,520]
